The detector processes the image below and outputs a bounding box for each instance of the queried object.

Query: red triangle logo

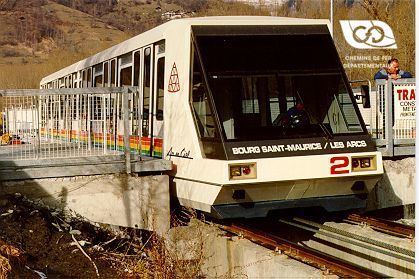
[168,63,180,93]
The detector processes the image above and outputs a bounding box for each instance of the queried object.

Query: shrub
[1,49,23,57]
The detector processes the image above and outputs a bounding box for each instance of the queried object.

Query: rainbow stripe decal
[40,128,163,158]
[153,138,163,158]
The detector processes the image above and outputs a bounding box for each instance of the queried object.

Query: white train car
[41,17,383,218]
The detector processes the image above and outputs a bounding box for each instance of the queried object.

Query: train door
[132,50,142,154]
[140,41,165,158]
[151,41,165,158]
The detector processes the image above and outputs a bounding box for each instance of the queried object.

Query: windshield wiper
[318,122,334,140]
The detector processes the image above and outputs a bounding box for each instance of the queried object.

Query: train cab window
[190,47,226,159]
[193,27,366,142]
[191,52,216,138]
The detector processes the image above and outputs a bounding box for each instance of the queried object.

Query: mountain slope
[0,0,184,88]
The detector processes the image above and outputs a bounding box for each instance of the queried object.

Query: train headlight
[360,158,371,168]
[229,163,257,180]
[352,158,359,168]
[351,156,376,172]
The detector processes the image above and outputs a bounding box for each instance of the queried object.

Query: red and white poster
[394,85,416,120]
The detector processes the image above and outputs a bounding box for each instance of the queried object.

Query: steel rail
[221,223,382,278]
[346,214,415,239]
[292,217,414,260]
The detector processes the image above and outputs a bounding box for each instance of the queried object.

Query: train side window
[110,59,116,87]
[133,51,141,86]
[82,70,86,88]
[72,73,77,88]
[78,71,82,88]
[104,62,109,86]
[119,53,132,86]
[142,47,152,137]
[87,68,92,87]
[59,78,64,88]
[120,67,132,86]
[94,75,103,87]
[94,64,103,87]
[156,57,165,121]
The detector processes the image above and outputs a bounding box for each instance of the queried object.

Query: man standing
[374,58,412,80]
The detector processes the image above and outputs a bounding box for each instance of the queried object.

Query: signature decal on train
[166,147,192,159]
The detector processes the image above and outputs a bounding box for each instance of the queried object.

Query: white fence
[0,87,139,161]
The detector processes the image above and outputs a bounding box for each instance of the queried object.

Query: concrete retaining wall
[166,220,331,278]
[367,157,415,215]
[0,174,170,235]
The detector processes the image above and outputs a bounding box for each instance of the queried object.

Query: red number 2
[330,156,350,174]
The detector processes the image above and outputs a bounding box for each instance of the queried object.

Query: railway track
[219,213,415,278]
[220,223,383,278]
[345,213,415,239]
[280,217,414,261]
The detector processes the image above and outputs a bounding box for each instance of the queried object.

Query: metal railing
[0,87,140,162]
[372,78,416,157]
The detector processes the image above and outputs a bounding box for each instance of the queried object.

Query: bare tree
[360,0,390,21]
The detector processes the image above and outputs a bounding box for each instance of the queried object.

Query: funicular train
[40,17,383,218]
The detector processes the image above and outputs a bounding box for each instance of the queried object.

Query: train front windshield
[191,25,367,158]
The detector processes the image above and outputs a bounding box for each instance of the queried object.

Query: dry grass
[99,208,208,279]
[199,0,269,16]
[134,210,206,279]
[0,255,11,279]
[0,239,23,279]
[0,37,128,89]
[0,0,130,89]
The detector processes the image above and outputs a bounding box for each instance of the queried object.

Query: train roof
[41,16,331,84]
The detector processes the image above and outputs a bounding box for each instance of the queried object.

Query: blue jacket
[374,68,413,79]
